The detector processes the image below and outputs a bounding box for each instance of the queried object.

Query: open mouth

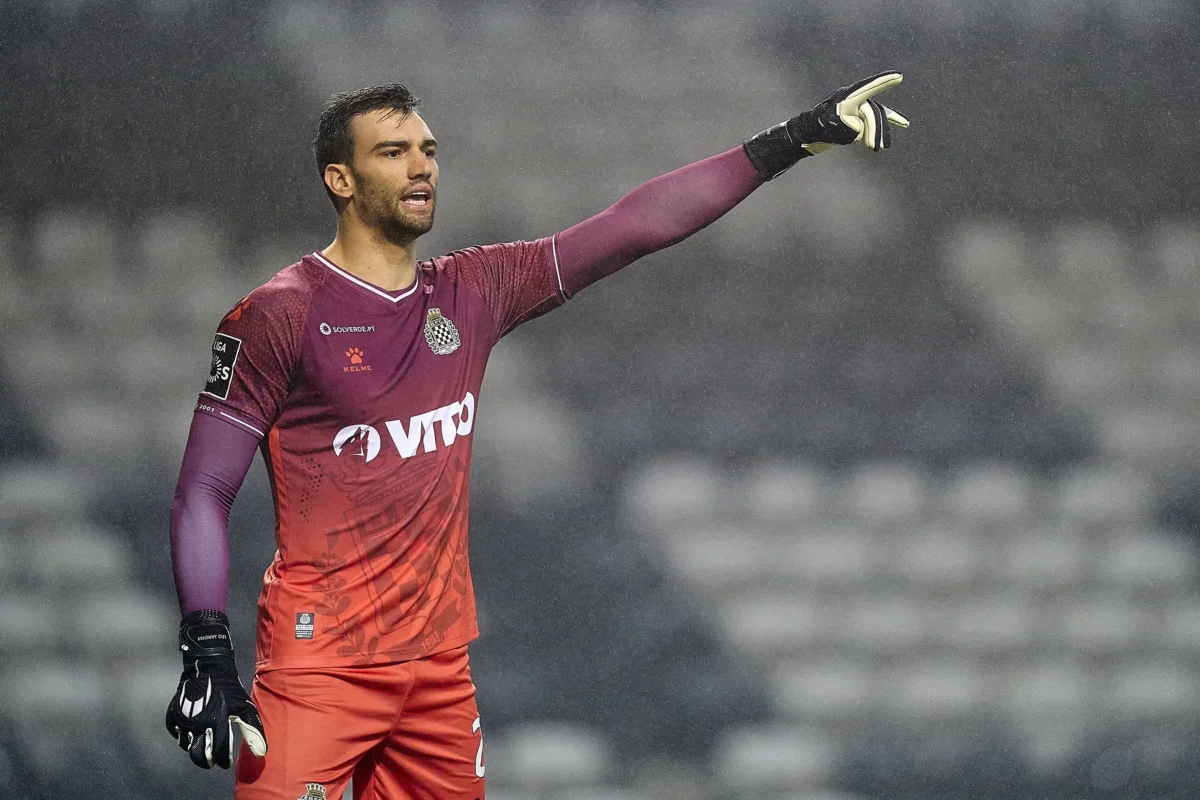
[402,189,432,207]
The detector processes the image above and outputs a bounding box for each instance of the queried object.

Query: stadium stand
[2,1,1200,798]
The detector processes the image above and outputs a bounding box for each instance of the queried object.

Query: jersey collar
[310,252,420,304]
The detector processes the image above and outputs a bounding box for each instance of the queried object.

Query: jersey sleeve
[443,237,567,341]
[196,286,306,435]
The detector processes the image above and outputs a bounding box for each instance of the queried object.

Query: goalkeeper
[166,73,908,797]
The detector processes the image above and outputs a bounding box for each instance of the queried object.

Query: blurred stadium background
[3,1,1200,798]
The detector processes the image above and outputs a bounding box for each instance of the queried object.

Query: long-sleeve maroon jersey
[175,145,765,671]
[199,240,564,669]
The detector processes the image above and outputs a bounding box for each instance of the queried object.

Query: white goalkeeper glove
[744,71,911,179]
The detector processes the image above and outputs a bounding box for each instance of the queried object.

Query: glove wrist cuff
[179,609,235,661]
[743,120,812,181]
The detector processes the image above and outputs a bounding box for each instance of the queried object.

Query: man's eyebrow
[371,138,438,152]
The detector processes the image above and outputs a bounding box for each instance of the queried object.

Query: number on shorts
[472,716,485,778]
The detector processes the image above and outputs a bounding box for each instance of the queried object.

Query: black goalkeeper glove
[744,71,910,180]
[165,609,268,769]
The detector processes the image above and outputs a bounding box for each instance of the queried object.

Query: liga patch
[203,333,241,400]
[295,612,315,640]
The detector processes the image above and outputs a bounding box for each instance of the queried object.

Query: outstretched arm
[553,71,908,296]
[169,411,260,614]
[554,146,764,295]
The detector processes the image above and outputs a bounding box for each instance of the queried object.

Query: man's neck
[321,219,418,292]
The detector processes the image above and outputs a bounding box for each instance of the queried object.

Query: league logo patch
[203,333,241,400]
[424,308,460,355]
[297,783,327,800]
[295,612,315,639]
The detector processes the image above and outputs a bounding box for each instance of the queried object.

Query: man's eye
[384,151,400,158]
[424,150,437,158]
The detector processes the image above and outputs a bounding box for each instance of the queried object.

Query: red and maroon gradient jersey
[197,240,565,670]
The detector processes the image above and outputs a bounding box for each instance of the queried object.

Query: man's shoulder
[426,238,552,275]
[239,256,329,315]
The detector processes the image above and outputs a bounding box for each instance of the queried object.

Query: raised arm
[554,71,909,295]
[554,146,764,295]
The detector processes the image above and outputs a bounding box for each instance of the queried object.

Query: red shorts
[235,645,485,800]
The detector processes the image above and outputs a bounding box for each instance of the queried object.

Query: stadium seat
[0,463,87,530]
[891,525,980,587]
[1053,597,1146,654]
[1054,466,1151,525]
[1152,345,1200,402]
[942,463,1034,523]
[1011,716,1086,776]
[771,659,872,720]
[138,211,226,276]
[878,659,988,720]
[834,596,931,654]
[1,331,97,402]
[0,534,14,584]
[1046,345,1125,401]
[1098,528,1197,588]
[1,664,104,768]
[663,527,777,589]
[154,404,199,465]
[114,659,194,776]
[1159,600,1200,653]
[936,596,1034,655]
[1150,221,1200,288]
[943,220,1027,284]
[1106,661,1200,719]
[43,400,144,474]
[716,594,829,656]
[0,594,60,655]
[70,591,174,658]
[738,461,826,525]
[31,523,131,589]
[0,218,37,325]
[714,725,839,790]
[995,287,1063,349]
[117,338,206,400]
[994,526,1086,588]
[1097,406,1190,467]
[844,462,926,524]
[1048,222,1131,290]
[1002,660,1091,721]
[622,457,719,532]
[471,398,585,510]
[500,722,609,789]
[32,209,119,279]
[478,338,540,402]
[785,527,877,585]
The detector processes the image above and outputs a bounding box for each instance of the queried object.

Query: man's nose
[409,153,433,179]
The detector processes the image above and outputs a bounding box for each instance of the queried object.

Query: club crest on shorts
[424,307,460,355]
[297,783,327,800]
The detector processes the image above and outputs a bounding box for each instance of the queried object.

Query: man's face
[346,109,439,245]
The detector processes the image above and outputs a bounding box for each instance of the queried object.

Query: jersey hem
[252,627,480,673]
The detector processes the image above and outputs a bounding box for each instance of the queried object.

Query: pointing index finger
[840,72,903,110]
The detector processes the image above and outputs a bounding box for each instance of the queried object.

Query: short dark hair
[313,84,422,205]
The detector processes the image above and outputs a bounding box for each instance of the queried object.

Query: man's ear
[324,163,355,202]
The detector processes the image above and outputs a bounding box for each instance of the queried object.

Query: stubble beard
[354,171,435,246]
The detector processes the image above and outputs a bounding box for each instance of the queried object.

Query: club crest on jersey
[424,308,460,355]
[297,784,327,800]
